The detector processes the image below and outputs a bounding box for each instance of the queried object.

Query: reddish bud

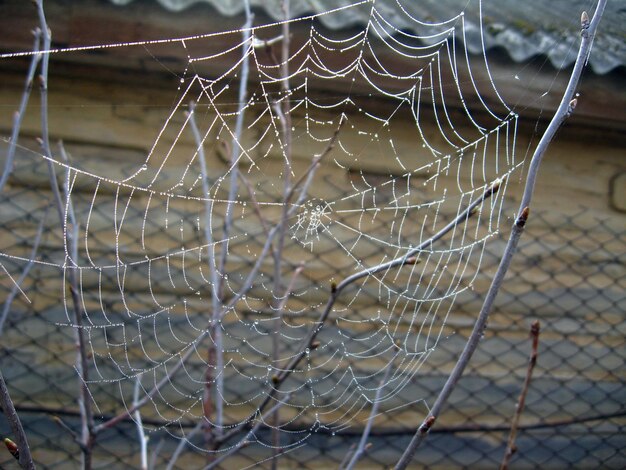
[4,438,19,460]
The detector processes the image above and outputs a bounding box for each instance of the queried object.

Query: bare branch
[203,394,292,470]
[394,2,607,467]
[134,375,149,470]
[0,370,35,469]
[344,351,398,470]
[165,421,203,470]
[285,114,345,208]
[0,209,47,335]
[218,0,254,281]
[0,28,42,194]
[500,321,540,470]
[217,181,498,445]
[187,101,224,439]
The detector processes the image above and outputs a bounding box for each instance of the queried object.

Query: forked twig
[394,3,607,468]
[203,394,292,470]
[500,321,540,470]
[216,180,499,445]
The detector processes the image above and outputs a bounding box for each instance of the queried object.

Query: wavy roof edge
[110,0,625,75]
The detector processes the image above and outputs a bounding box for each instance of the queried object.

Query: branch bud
[490,178,501,194]
[419,415,436,434]
[3,438,19,460]
[581,11,590,29]
[568,98,578,116]
[403,256,420,265]
[530,320,540,337]
[310,341,320,350]
[516,206,530,227]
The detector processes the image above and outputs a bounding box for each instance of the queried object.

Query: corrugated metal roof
[109,0,624,75]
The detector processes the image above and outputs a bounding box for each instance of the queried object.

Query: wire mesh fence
[0,152,625,469]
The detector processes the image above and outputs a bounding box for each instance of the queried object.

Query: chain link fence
[1,150,625,469]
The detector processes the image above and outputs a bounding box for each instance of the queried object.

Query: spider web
[1,0,527,464]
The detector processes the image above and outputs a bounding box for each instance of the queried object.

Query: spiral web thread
[0,0,527,463]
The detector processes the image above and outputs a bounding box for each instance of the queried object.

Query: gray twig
[344,351,398,470]
[133,375,149,470]
[217,181,498,445]
[500,321,540,470]
[0,28,42,193]
[187,101,224,440]
[203,394,292,470]
[0,209,47,336]
[0,369,35,469]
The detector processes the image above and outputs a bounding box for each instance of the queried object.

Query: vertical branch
[218,0,253,279]
[133,375,149,470]
[0,370,35,469]
[55,143,95,470]
[394,3,607,468]
[35,0,96,467]
[500,321,540,470]
[0,211,47,336]
[0,28,42,193]
[187,102,223,443]
[270,4,292,464]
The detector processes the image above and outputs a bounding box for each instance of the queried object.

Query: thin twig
[269,5,292,465]
[270,262,304,460]
[500,321,540,470]
[52,415,81,447]
[187,101,224,441]
[218,0,254,280]
[203,394,292,470]
[284,115,345,207]
[35,1,95,466]
[344,351,398,470]
[165,421,203,470]
[148,437,165,470]
[237,171,271,236]
[0,28,42,193]
[0,209,47,335]
[0,370,35,469]
[49,144,97,470]
[394,3,607,468]
[338,444,357,470]
[217,181,498,445]
[134,375,149,470]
